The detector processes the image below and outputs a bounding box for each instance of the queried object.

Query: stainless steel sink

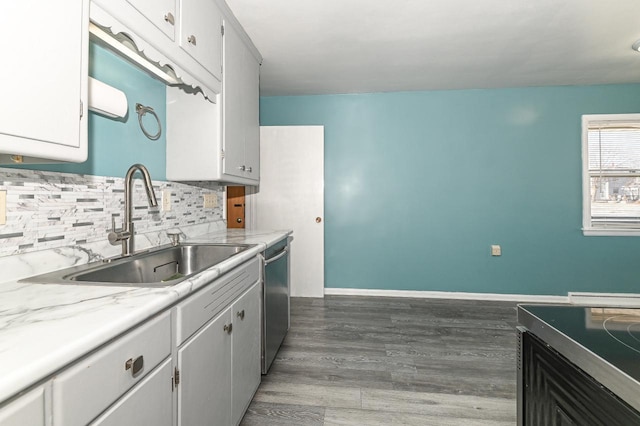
[21,243,254,287]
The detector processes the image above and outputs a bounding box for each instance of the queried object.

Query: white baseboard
[323,288,568,303]
[568,292,640,307]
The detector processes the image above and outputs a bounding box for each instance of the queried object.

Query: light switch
[162,190,172,211]
[491,245,501,256]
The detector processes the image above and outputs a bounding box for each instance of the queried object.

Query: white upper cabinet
[125,0,177,41]
[166,5,261,184]
[222,21,261,183]
[92,0,261,184]
[0,0,88,163]
[91,0,222,96]
[179,0,223,81]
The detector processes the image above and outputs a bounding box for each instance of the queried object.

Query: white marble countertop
[0,229,291,405]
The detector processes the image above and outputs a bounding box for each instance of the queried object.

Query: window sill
[583,228,640,236]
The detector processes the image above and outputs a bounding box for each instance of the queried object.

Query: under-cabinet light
[89,22,182,86]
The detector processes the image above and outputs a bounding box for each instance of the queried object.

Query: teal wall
[261,85,640,295]
[14,42,167,180]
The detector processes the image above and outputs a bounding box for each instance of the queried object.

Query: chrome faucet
[108,164,158,257]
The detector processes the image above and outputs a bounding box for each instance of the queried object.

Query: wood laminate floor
[241,296,519,425]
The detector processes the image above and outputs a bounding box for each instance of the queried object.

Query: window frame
[582,113,640,236]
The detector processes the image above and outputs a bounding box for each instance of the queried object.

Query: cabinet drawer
[53,311,171,426]
[176,257,260,345]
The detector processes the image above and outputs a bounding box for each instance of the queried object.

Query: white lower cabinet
[91,358,173,426]
[0,259,262,426]
[52,311,172,426]
[231,282,261,424]
[178,305,232,426]
[0,387,44,426]
[177,280,262,426]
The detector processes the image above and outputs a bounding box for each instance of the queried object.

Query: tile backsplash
[0,168,225,257]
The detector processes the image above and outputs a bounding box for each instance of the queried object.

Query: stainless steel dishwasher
[262,237,290,373]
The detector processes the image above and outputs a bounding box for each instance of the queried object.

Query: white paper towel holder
[88,77,128,119]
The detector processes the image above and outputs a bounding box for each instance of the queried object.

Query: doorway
[252,126,324,297]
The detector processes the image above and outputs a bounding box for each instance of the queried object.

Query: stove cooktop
[522,305,640,384]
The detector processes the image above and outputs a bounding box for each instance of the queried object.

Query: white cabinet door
[126,0,177,40]
[166,85,222,181]
[242,52,261,181]
[222,22,260,183]
[0,0,88,162]
[231,282,261,425]
[178,307,232,426]
[180,0,223,81]
[0,387,45,426]
[222,23,247,179]
[91,359,173,426]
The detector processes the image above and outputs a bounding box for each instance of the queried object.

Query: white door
[254,126,324,298]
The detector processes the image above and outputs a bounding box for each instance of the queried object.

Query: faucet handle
[108,217,127,245]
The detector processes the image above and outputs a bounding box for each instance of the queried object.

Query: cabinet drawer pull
[187,35,197,46]
[125,355,144,378]
[237,310,245,320]
[164,12,175,25]
[246,166,252,173]
[238,165,246,171]
[223,323,233,334]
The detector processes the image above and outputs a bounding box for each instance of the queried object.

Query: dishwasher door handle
[265,247,288,265]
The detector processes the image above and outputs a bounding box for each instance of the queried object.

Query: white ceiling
[225,0,640,96]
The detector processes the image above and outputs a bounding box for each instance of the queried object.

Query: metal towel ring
[136,103,162,140]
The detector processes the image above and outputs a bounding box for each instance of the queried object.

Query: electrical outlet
[0,190,5,225]
[162,190,172,211]
[203,193,218,208]
[491,245,501,256]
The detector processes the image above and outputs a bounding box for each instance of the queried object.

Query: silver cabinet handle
[238,165,246,171]
[246,166,252,173]
[237,310,245,320]
[223,323,233,334]
[187,35,197,46]
[125,355,144,378]
[164,12,175,25]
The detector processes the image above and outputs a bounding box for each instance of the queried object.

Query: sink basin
[21,243,254,287]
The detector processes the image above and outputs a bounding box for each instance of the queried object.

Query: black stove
[521,305,640,390]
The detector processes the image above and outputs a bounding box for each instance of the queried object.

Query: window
[582,114,640,236]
